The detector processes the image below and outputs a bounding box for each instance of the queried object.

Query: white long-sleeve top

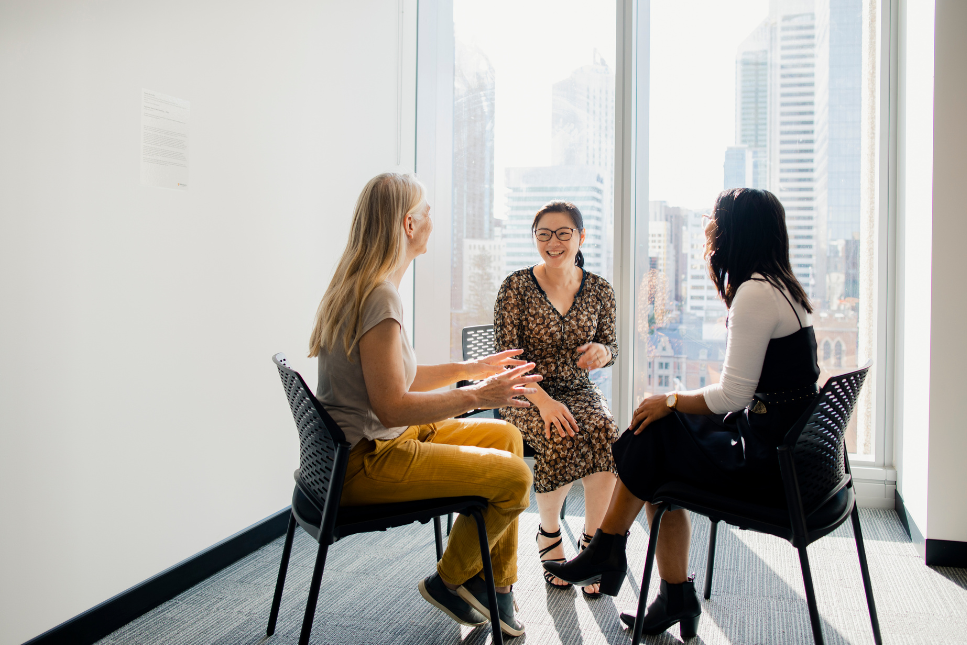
[700,274,812,414]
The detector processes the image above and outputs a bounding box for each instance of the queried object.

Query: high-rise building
[552,53,614,186]
[451,40,496,312]
[730,18,770,190]
[815,0,862,309]
[768,0,820,300]
[646,201,686,307]
[551,53,615,280]
[684,209,728,324]
[724,145,755,189]
[504,166,606,278]
[462,238,505,319]
[728,0,862,309]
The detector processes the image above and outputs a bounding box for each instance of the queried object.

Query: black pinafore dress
[611,282,821,506]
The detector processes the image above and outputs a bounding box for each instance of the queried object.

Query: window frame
[413,0,898,494]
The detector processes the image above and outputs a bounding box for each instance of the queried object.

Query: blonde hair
[309,173,426,358]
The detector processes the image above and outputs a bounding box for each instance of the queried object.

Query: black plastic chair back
[783,361,871,515]
[457,325,496,390]
[272,353,350,544]
[463,325,495,361]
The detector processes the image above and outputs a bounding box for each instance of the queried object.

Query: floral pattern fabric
[495,267,619,493]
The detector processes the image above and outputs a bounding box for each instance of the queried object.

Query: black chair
[455,325,502,420]
[456,324,566,523]
[266,353,504,645]
[628,361,881,645]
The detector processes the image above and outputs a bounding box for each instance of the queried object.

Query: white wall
[894,0,935,539]
[895,0,967,547]
[0,2,416,643]
[926,0,967,543]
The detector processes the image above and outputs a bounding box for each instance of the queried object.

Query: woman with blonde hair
[309,172,537,637]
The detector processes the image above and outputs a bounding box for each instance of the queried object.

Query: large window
[418,0,887,466]
[449,0,616,403]
[637,0,878,459]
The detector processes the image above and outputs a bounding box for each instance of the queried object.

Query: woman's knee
[507,457,533,502]
[491,419,525,457]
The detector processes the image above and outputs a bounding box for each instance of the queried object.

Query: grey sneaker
[419,573,488,627]
[457,576,525,637]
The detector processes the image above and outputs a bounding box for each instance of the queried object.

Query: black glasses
[535,227,577,242]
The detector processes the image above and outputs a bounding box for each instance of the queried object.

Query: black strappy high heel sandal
[578,531,602,599]
[537,525,572,589]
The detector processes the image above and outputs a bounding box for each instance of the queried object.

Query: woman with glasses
[310,173,540,637]
[494,201,619,598]
[544,188,821,640]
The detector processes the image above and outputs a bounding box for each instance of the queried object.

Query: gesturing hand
[576,342,611,371]
[630,394,673,435]
[538,398,580,440]
[468,362,542,409]
[462,349,528,381]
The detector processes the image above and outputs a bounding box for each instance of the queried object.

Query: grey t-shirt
[315,281,417,449]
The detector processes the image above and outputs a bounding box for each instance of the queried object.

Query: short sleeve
[359,281,404,337]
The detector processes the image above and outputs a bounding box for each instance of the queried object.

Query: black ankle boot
[542,529,628,596]
[620,576,701,639]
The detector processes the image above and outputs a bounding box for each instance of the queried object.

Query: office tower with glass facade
[551,54,615,280]
[684,208,728,324]
[768,0,820,300]
[732,18,770,189]
[646,201,685,309]
[815,0,862,309]
[451,40,496,313]
[724,145,755,189]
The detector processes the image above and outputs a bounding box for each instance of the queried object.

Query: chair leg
[561,495,567,520]
[447,512,453,535]
[850,504,883,645]
[797,546,825,645]
[299,540,330,645]
[433,516,444,562]
[469,508,503,645]
[632,503,668,645]
[703,520,719,600]
[266,512,297,636]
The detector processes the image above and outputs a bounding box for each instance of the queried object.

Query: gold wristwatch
[666,392,679,411]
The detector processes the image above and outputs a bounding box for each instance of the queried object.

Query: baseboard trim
[23,507,291,645]
[895,489,925,557]
[925,538,967,567]
[894,491,967,566]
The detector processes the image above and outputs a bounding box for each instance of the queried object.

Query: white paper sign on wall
[140,89,190,190]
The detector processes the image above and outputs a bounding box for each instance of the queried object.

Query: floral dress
[495,267,619,493]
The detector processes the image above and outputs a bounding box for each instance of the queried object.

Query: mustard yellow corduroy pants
[341,417,533,587]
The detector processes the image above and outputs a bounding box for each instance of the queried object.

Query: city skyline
[450,0,866,451]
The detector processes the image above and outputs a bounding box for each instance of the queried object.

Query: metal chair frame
[629,361,882,645]
[266,353,504,645]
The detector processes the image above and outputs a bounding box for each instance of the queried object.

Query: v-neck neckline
[529,265,587,319]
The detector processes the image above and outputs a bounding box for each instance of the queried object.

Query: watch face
[666,394,676,407]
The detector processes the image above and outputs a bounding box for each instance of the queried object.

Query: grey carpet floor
[96,485,967,644]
